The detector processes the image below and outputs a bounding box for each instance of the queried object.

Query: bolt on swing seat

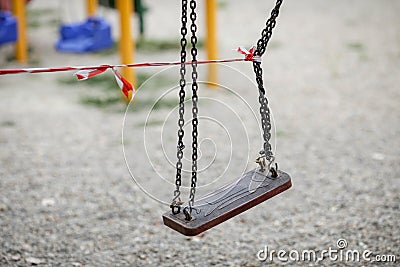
[163,168,292,236]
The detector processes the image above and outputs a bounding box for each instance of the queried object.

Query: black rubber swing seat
[163,168,292,236]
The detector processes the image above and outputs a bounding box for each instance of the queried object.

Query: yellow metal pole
[12,0,28,63]
[205,0,218,87]
[86,0,98,16]
[117,0,136,87]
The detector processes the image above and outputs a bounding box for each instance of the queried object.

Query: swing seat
[0,11,17,46]
[56,17,113,53]
[163,169,292,236]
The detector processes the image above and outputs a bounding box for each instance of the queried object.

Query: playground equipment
[0,10,17,45]
[55,0,113,53]
[163,0,291,236]
[5,0,217,87]
[55,0,135,85]
[55,17,113,53]
[0,1,290,236]
[99,0,146,38]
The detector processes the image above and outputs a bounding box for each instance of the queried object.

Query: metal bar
[12,0,27,63]
[116,0,136,87]
[205,0,218,87]
[87,0,98,16]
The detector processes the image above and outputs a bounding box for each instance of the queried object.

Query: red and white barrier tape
[0,58,254,76]
[0,47,261,101]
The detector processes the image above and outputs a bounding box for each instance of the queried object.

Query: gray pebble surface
[0,0,399,266]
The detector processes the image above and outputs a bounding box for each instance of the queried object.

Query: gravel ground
[1,0,399,266]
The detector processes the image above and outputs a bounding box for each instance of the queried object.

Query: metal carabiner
[183,206,192,221]
[270,162,279,178]
[170,203,181,215]
[170,191,184,215]
[256,150,267,172]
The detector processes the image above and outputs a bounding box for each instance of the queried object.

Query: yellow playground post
[86,0,98,16]
[12,0,28,63]
[205,0,218,87]
[117,0,136,87]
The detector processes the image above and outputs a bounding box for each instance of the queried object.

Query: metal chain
[255,0,283,60]
[188,0,199,214]
[172,0,188,210]
[171,0,283,215]
[252,0,284,163]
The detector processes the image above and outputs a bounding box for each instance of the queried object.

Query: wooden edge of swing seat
[163,169,292,236]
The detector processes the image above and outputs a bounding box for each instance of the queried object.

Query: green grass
[136,119,165,127]
[346,42,364,51]
[48,18,62,26]
[269,40,283,49]
[94,38,205,57]
[62,73,148,108]
[1,120,15,127]
[81,95,180,111]
[218,0,229,8]
[80,95,121,107]
[6,46,40,65]
[28,20,41,28]
[132,98,179,111]
[58,72,175,110]
[96,43,118,56]
[27,8,53,28]
[59,72,154,89]
[276,130,286,137]
[27,8,54,17]
[346,42,368,61]
[136,38,204,52]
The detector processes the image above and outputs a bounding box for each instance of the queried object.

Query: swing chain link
[188,0,199,217]
[253,0,284,163]
[172,0,189,209]
[255,0,283,59]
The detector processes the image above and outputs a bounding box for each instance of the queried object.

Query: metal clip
[256,150,268,172]
[170,199,184,215]
[183,206,200,221]
[170,191,184,215]
[270,162,279,178]
[170,203,181,215]
[183,206,192,221]
[258,152,278,178]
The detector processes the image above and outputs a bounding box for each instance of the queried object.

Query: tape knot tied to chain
[236,46,261,63]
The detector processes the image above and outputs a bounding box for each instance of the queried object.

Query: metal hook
[270,162,279,178]
[183,206,192,221]
[172,190,181,202]
[170,191,184,215]
[170,204,181,215]
[256,150,267,172]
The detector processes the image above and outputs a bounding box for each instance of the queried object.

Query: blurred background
[0,0,399,266]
